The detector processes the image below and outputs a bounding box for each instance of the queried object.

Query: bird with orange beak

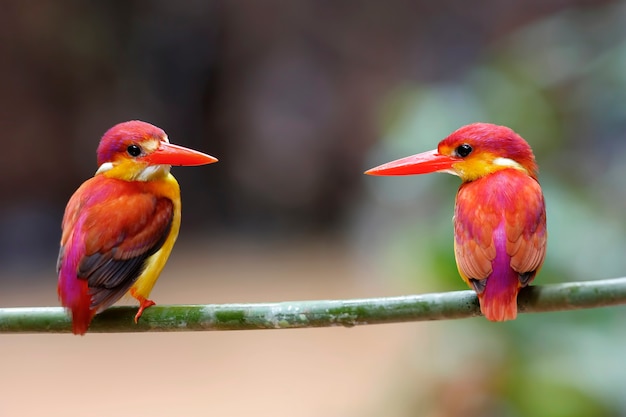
[57,120,218,334]
[366,123,547,321]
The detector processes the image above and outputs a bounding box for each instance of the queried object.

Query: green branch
[1,277,626,334]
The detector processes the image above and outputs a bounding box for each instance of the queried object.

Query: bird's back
[453,168,547,321]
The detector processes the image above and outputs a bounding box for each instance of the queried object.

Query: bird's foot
[134,299,156,323]
[130,289,156,323]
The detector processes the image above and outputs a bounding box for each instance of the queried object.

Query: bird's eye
[455,144,472,158]
[127,144,142,157]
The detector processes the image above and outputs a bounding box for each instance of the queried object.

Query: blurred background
[1,0,626,416]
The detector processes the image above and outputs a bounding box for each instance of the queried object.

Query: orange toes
[130,288,156,324]
[134,298,156,323]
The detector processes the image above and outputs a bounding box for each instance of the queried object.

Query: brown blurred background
[1,1,626,416]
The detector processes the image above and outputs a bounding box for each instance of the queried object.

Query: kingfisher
[366,123,547,321]
[57,120,217,334]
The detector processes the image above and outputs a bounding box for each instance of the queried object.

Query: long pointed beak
[365,149,457,176]
[144,142,218,166]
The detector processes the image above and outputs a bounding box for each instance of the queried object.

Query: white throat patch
[493,157,525,172]
[137,164,171,181]
[95,162,114,175]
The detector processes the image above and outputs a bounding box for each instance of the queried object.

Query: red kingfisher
[57,120,217,334]
[366,123,547,321]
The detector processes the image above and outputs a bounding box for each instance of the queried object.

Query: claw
[469,278,487,294]
[130,288,156,323]
[518,271,535,287]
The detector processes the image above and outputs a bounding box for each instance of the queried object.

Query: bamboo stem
[1,277,625,334]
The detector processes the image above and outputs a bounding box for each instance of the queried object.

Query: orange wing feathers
[504,180,547,274]
[57,176,174,333]
[365,123,546,322]
[454,169,546,320]
[57,120,218,334]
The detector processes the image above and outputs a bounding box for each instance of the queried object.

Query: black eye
[455,144,472,158]
[127,144,142,157]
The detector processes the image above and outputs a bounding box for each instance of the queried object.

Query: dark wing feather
[85,256,148,308]
[76,193,173,311]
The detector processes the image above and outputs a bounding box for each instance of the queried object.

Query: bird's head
[366,123,538,182]
[95,120,218,181]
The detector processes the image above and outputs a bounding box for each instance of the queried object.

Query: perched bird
[57,120,217,334]
[366,123,546,321]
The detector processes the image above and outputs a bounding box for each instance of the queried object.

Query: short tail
[58,276,95,335]
[64,301,95,335]
[69,304,96,335]
[477,271,520,322]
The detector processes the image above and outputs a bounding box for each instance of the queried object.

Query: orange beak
[365,149,458,176]
[143,142,218,166]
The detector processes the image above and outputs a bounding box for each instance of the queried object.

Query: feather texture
[57,120,216,334]
[57,175,179,334]
[365,122,547,322]
[454,169,546,320]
